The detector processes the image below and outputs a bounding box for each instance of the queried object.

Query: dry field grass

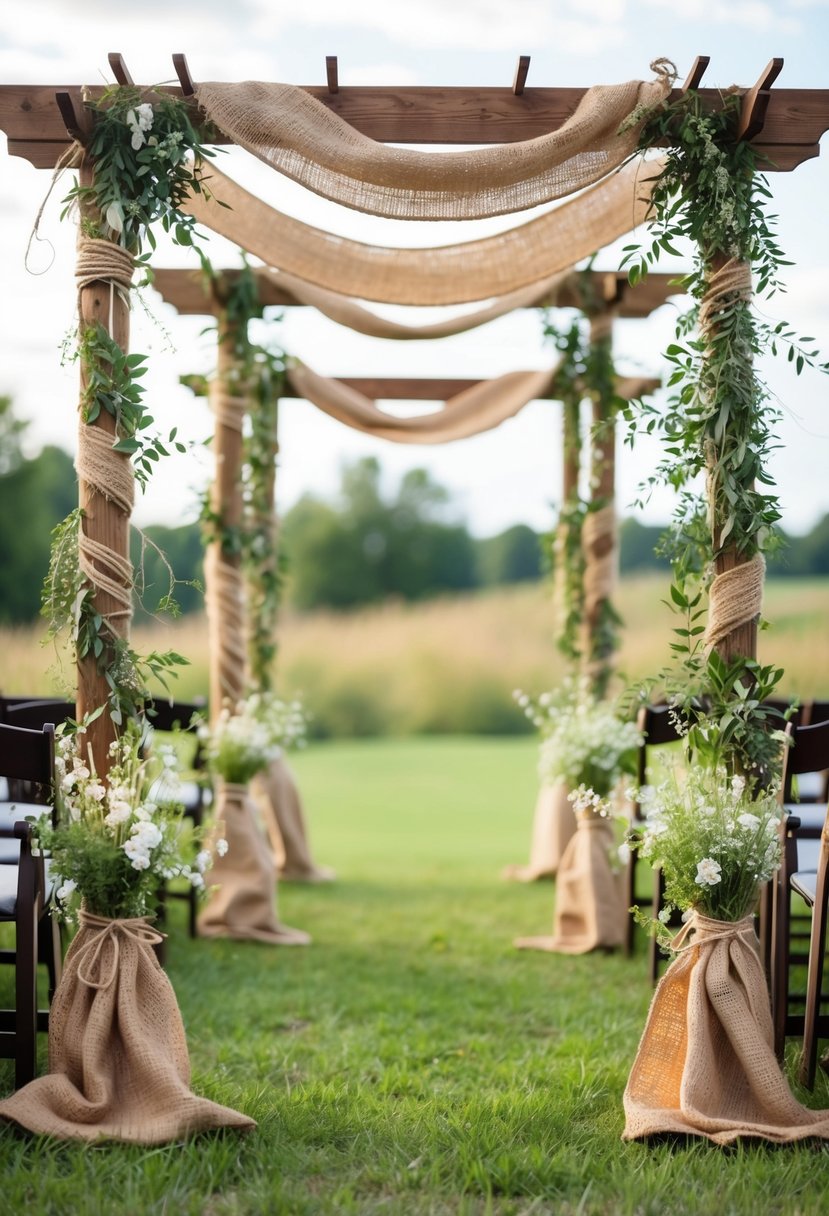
[2,575,827,734]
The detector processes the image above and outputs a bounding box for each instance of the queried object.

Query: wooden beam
[326,56,339,95]
[172,54,195,97]
[54,91,85,142]
[3,83,827,167]
[513,56,531,97]
[151,267,681,320]
[681,56,710,93]
[291,378,483,400]
[108,53,134,87]
[738,57,785,142]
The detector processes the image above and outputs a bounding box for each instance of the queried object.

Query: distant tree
[476,524,542,586]
[618,518,671,573]
[0,397,77,625]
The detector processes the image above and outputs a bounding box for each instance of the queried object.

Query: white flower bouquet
[35,719,223,922]
[198,693,307,785]
[522,681,642,798]
[632,765,782,928]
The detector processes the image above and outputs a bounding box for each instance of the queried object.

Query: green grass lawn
[2,737,828,1215]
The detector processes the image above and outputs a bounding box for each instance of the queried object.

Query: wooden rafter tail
[513,56,531,97]
[326,56,339,95]
[681,56,710,93]
[738,57,784,142]
[108,53,134,87]
[172,53,196,97]
[54,91,86,143]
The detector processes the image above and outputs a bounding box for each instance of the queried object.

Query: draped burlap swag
[0,911,256,1141]
[185,157,665,306]
[194,70,672,220]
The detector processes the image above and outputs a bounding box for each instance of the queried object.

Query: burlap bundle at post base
[502,781,576,882]
[251,757,336,883]
[622,913,829,1143]
[0,911,255,1142]
[514,812,625,953]
[198,782,311,945]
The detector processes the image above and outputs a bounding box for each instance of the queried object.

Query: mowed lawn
[2,737,829,1215]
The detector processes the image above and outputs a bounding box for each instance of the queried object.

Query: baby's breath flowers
[630,764,782,931]
[198,693,307,785]
[35,719,222,923]
[515,678,642,798]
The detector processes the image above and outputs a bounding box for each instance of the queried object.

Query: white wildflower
[195,850,211,874]
[215,838,228,857]
[56,878,77,902]
[695,857,722,887]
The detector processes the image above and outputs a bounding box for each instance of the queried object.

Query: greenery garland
[542,297,625,693]
[621,90,827,779]
[43,85,218,725]
[195,262,288,691]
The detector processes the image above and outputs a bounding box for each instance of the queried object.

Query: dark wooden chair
[625,705,684,980]
[145,699,210,941]
[771,718,829,1068]
[0,722,58,1087]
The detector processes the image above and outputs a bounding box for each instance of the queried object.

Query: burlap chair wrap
[252,757,317,878]
[504,781,577,882]
[0,910,254,1142]
[287,363,556,444]
[515,814,625,954]
[623,913,829,1143]
[194,73,671,220]
[185,156,665,305]
[198,782,308,943]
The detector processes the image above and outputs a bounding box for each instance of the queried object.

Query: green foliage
[63,86,217,267]
[475,524,542,586]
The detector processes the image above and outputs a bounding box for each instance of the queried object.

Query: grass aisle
[2,737,828,1214]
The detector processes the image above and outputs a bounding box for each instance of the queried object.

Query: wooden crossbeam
[151,268,681,320]
[325,378,481,399]
[2,75,827,169]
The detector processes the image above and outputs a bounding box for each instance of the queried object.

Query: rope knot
[74,910,165,990]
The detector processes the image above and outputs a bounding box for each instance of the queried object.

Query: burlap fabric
[185,156,665,306]
[261,266,575,340]
[198,782,311,944]
[623,913,829,1143]
[502,781,577,883]
[194,71,672,220]
[0,910,254,1142]
[252,757,335,883]
[286,364,556,444]
[514,813,625,953]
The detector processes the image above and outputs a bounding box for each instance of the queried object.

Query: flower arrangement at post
[515,678,642,805]
[629,764,782,947]
[36,717,224,924]
[198,693,307,786]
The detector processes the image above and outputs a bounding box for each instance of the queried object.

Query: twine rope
[703,552,765,652]
[698,258,753,338]
[205,548,248,704]
[670,911,756,954]
[78,533,133,622]
[74,910,164,990]
[75,422,136,515]
[210,391,248,433]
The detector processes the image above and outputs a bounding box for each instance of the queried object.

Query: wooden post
[707,251,759,667]
[553,392,583,660]
[76,160,134,775]
[206,308,248,724]
[582,308,618,696]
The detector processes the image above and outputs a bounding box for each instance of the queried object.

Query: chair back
[632,706,684,819]
[4,699,76,731]
[781,719,829,802]
[145,699,207,772]
[807,701,829,726]
[0,721,55,808]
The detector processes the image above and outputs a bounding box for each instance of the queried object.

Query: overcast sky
[1,0,828,539]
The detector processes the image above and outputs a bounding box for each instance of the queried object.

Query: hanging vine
[620,89,828,778]
[42,85,219,725]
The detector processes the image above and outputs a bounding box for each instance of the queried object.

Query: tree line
[1,398,827,626]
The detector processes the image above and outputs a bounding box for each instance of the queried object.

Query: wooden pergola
[2,52,827,772]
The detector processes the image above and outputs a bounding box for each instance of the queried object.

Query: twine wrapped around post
[0,910,255,1142]
[703,551,766,654]
[623,912,829,1143]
